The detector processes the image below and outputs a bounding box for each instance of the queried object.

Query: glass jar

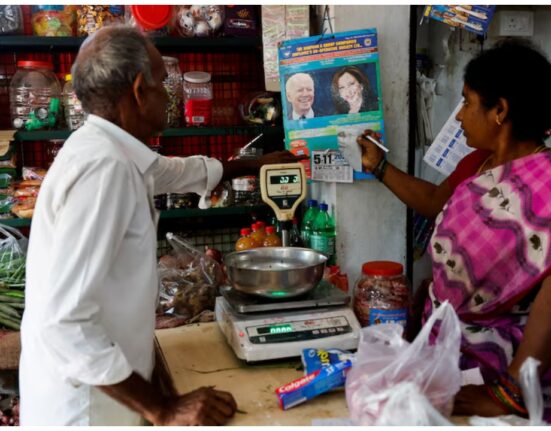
[125,5,173,36]
[0,6,24,35]
[231,147,262,206]
[183,71,212,126]
[353,261,410,328]
[174,5,225,37]
[9,61,62,131]
[63,74,85,131]
[76,5,124,36]
[31,5,76,36]
[162,57,182,128]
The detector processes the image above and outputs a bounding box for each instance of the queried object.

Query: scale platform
[219,280,349,314]
[215,282,361,362]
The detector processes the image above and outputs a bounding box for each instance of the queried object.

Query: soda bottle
[235,228,257,251]
[263,226,282,247]
[290,217,303,247]
[310,203,336,264]
[300,199,319,247]
[250,222,266,247]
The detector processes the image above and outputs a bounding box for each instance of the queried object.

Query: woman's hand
[453,385,508,417]
[357,129,385,172]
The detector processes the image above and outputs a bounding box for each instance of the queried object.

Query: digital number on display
[269,174,299,185]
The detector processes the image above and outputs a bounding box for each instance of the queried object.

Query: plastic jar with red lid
[183,71,213,126]
[125,5,173,36]
[353,260,410,328]
[9,61,62,130]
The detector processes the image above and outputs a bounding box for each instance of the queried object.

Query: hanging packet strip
[423,5,496,36]
[278,28,386,182]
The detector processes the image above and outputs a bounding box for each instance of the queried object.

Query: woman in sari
[357,39,551,419]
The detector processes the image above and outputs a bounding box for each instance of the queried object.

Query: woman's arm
[357,131,452,219]
[453,275,551,417]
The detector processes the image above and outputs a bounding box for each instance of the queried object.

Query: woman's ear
[495,97,510,124]
[132,72,147,109]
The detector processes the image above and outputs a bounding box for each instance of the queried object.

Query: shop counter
[155,322,469,426]
[155,322,349,425]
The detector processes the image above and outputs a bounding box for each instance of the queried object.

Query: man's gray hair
[72,25,155,118]
[285,72,314,95]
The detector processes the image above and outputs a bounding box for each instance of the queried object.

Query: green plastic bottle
[310,203,336,264]
[300,199,319,247]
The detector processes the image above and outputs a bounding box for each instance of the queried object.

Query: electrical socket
[497,10,534,37]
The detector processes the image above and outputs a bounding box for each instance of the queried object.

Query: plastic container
[263,226,282,247]
[162,57,182,128]
[353,261,410,328]
[174,5,225,37]
[231,147,262,205]
[235,228,257,251]
[0,6,24,35]
[310,203,336,264]
[300,199,319,247]
[250,222,265,247]
[10,61,62,131]
[290,217,303,247]
[183,71,212,126]
[47,139,64,167]
[76,5,125,36]
[63,74,85,131]
[31,5,76,36]
[125,5,173,36]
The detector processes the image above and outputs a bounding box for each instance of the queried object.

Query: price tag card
[311,149,353,183]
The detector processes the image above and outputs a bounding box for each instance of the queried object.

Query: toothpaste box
[275,360,352,410]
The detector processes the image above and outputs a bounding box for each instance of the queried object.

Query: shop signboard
[278,28,386,182]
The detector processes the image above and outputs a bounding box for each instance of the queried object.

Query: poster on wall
[278,28,386,182]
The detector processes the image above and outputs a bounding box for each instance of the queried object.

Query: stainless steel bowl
[224,247,328,299]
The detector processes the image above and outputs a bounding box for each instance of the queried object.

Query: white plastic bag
[346,300,462,425]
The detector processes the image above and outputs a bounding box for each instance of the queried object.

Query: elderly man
[285,72,315,120]
[19,26,300,426]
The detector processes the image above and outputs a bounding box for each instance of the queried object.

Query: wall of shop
[311,6,412,286]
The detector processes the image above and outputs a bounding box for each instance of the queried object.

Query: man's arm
[221,150,305,181]
[99,372,236,426]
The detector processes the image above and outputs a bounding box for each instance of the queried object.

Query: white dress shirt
[19,115,223,425]
[291,108,314,120]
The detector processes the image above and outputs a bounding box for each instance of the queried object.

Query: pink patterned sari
[424,151,551,417]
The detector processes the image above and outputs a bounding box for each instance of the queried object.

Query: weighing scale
[215,163,361,362]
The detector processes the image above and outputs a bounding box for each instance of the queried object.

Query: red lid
[265,226,275,234]
[240,228,251,236]
[17,61,54,70]
[251,223,259,232]
[130,5,172,30]
[362,261,403,276]
[256,221,266,229]
[329,265,340,274]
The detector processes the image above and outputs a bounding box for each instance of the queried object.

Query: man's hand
[452,385,508,417]
[156,387,237,426]
[357,129,385,172]
[221,150,308,181]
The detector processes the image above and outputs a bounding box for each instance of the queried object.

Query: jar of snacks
[77,5,124,36]
[353,261,410,328]
[9,61,62,131]
[183,71,212,126]
[125,5,173,36]
[231,147,262,206]
[174,5,224,37]
[162,57,182,128]
[31,5,76,36]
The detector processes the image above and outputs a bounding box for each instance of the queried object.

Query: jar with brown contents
[353,261,410,328]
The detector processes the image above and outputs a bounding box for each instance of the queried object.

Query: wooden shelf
[0,35,262,52]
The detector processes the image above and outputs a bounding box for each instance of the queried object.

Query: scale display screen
[269,175,299,185]
[257,324,293,335]
[247,316,352,344]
